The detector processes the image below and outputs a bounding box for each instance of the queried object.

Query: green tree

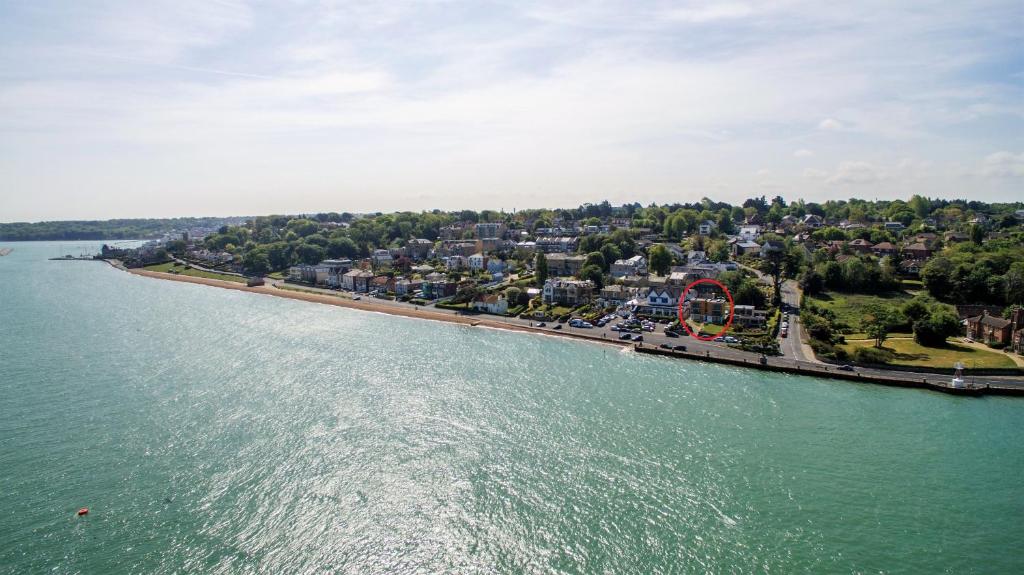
[599,243,622,270]
[296,243,326,265]
[242,250,271,276]
[583,251,606,271]
[327,236,359,259]
[913,308,961,347]
[535,252,548,287]
[862,304,897,348]
[970,224,984,245]
[648,244,672,275]
[580,264,604,289]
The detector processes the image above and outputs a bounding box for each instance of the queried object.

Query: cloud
[979,151,1024,178]
[793,148,814,158]
[817,118,843,131]
[826,161,885,184]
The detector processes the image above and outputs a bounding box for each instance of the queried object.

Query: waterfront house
[287,264,318,284]
[965,311,1012,345]
[733,305,768,328]
[610,255,647,278]
[395,278,423,296]
[689,298,728,324]
[542,279,594,306]
[342,269,374,292]
[315,259,353,287]
[635,288,677,318]
[472,294,508,315]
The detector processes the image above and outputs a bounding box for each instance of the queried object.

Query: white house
[610,255,648,278]
[472,294,508,315]
[738,225,761,242]
[699,220,717,236]
[445,255,468,271]
[371,249,393,267]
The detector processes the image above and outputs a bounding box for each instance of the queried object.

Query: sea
[1,241,1022,574]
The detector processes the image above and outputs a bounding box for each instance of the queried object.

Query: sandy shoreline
[126,268,632,347]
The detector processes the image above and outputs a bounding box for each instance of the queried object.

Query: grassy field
[807,291,912,331]
[840,338,1018,369]
[143,262,248,284]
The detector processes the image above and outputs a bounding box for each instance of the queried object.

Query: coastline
[123,266,1024,397]
[126,268,632,348]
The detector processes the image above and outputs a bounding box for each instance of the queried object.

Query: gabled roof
[968,314,1011,329]
[873,242,896,250]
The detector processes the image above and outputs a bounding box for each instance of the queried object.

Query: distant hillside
[0,217,248,241]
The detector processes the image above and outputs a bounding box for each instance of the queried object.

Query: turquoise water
[1,242,1022,574]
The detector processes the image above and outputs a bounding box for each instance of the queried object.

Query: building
[902,243,932,261]
[535,236,579,253]
[468,253,487,271]
[761,240,785,259]
[314,259,353,287]
[371,249,393,267]
[610,255,647,278]
[733,305,768,327]
[486,258,507,275]
[732,241,761,257]
[287,264,318,284]
[689,298,728,324]
[738,225,761,242]
[884,221,906,232]
[635,288,677,318]
[438,240,478,257]
[599,284,630,305]
[475,222,505,240]
[871,242,897,257]
[965,311,1012,345]
[472,294,508,315]
[394,278,423,296]
[848,238,874,253]
[542,279,594,306]
[405,239,433,260]
[445,255,468,271]
[698,220,717,236]
[342,269,374,292]
[802,214,824,228]
[546,253,586,276]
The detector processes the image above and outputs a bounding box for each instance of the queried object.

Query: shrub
[852,346,893,365]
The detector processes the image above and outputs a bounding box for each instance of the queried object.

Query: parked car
[838,364,855,371]
[552,324,562,330]
[672,345,687,352]
[659,343,673,350]
[780,329,788,338]
[535,322,546,327]
[665,331,679,338]
[619,333,633,340]
[610,325,621,331]
[713,336,726,342]
[724,336,739,344]
[353,296,361,300]
[632,334,644,342]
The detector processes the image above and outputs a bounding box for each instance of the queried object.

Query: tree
[970,224,985,245]
[922,257,953,300]
[535,252,548,287]
[913,308,961,347]
[505,286,524,306]
[649,244,672,276]
[799,269,824,295]
[296,243,326,265]
[580,265,604,289]
[583,251,606,271]
[862,304,897,348]
[327,236,359,259]
[242,250,270,276]
[599,243,622,270]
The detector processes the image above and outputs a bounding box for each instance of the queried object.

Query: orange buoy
[77,508,89,516]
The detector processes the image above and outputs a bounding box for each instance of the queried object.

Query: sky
[1,1,1022,222]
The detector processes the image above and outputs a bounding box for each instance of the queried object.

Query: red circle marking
[677,278,734,341]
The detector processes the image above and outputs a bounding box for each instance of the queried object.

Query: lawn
[807,291,912,332]
[840,338,1018,370]
[143,262,247,284]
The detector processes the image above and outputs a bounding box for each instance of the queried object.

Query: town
[96,195,1024,388]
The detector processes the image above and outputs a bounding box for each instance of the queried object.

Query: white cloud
[826,161,885,184]
[980,151,1024,178]
[793,148,814,158]
[818,118,843,131]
